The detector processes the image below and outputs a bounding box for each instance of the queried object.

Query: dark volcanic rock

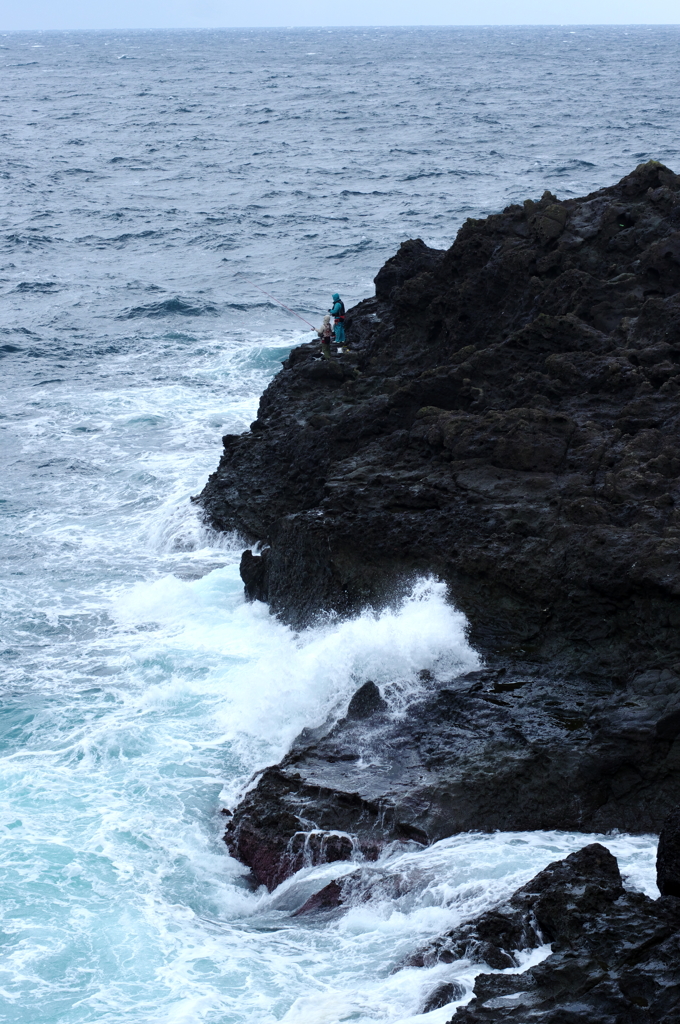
[413,843,624,970]
[292,879,344,916]
[200,161,680,677]
[202,163,680,884]
[374,237,446,301]
[435,844,680,1024]
[223,668,680,888]
[346,681,387,719]
[657,804,680,896]
[422,982,465,1013]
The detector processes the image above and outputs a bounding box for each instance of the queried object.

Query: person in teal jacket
[329,293,346,346]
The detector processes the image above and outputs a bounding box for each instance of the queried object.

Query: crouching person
[313,314,335,359]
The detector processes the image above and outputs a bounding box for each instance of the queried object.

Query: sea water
[1,27,675,1024]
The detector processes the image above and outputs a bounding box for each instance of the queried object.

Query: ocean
[1,26,676,1024]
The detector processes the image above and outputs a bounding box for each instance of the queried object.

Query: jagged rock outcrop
[200,160,680,675]
[285,841,680,1022]
[200,162,680,887]
[433,843,680,1023]
[224,667,680,889]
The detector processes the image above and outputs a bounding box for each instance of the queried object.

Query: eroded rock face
[200,161,680,677]
[200,162,680,884]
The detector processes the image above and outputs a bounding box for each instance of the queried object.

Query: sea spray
[111,574,479,801]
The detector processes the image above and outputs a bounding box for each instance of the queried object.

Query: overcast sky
[1,0,679,30]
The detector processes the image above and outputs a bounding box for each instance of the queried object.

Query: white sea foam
[108,572,478,800]
[0,535,658,1023]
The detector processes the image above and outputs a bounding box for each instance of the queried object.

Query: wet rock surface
[224,669,680,889]
[345,680,387,719]
[203,165,680,906]
[437,843,680,1023]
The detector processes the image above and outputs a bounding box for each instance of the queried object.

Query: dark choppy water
[0,27,671,1024]
[4,26,680,339]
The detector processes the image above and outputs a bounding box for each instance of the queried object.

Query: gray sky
[1,0,678,30]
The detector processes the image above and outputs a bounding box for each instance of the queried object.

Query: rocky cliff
[199,161,680,887]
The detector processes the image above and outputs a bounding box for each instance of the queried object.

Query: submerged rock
[422,982,465,1013]
[292,879,344,916]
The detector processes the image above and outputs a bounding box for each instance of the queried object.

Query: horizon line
[3,23,680,32]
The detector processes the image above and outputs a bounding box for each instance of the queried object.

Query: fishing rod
[236,273,318,331]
